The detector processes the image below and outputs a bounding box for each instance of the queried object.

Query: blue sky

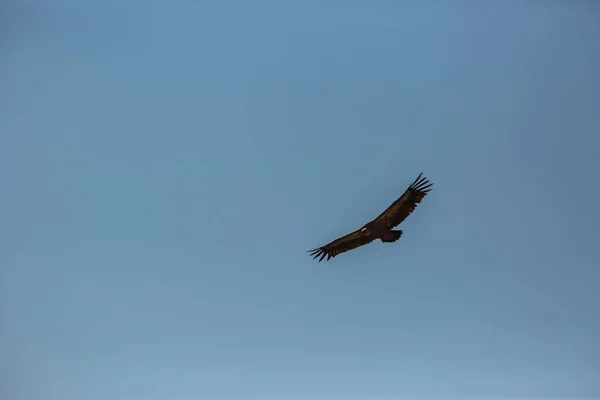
[1,1,599,398]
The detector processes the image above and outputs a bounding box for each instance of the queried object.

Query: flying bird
[308,173,433,262]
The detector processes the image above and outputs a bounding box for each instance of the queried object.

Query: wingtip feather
[409,172,433,192]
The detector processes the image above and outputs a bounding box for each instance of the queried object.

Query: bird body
[308,173,432,262]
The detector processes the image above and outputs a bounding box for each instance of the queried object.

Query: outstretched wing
[373,173,433,229]
[308,229,375,262]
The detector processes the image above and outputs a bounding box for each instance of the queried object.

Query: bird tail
[381,230,403,243]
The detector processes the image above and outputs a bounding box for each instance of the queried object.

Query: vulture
[308,173,433,262]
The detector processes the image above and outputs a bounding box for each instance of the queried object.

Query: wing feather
[373,173,433,229]
[308,229,374,262]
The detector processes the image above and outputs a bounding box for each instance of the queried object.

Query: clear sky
[2,1,599,399]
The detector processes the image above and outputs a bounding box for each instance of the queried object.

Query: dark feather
[373,172,433,229]
[308,229,375,262]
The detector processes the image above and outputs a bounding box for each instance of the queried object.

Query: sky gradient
[2,1,600,399]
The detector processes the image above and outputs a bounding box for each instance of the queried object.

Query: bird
[308,173,433,262]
